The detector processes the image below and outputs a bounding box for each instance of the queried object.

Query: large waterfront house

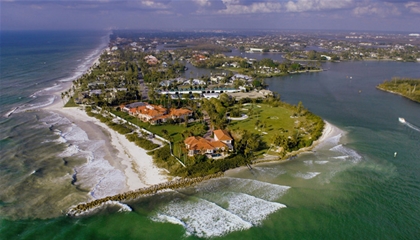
[121,102,192,125]
[184,129,233,159]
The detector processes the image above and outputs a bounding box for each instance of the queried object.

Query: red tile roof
[214,129,233,141]
[184,136,227,151]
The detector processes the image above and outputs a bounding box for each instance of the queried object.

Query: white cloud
[353,2,401,17]
[219,0,282,14]
[140,0,168,9]
[284,0,353,12]
[194,0,211,7]
[405,1,420,14]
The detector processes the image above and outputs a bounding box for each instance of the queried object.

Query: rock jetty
[67,172,224,216]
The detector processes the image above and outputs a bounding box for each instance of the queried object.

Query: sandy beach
[43,61,168,197]
[52,104,169,190]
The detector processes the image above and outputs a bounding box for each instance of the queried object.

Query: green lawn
[112,110,188,142]
[64,97,78,107]
[227,103,309,153]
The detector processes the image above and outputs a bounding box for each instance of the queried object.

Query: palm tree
[61,92,65,105]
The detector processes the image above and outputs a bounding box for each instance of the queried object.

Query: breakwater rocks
[67,172,224,217]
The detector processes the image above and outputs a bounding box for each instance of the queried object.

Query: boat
[399,117,406,123]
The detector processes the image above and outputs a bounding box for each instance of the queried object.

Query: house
[167,108,193,121]
[135,104,167,123]
[184,136,229,158]
[210,75,225,83]
[121,102,147,113]
[125,103,192,125]
[213,129,233,149]
[230,74,252,83]
[89,89,102,96]
[184,129,233,158]
[144,55,158,65]
[191,79,206,85]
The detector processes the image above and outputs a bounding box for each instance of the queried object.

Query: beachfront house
[184,129,233,159]
[213,129,233,150]
[124,102,192,125]
[184,136,228,158]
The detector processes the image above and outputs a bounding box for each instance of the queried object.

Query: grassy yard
[227,103,310,154]
[112,110,188,142]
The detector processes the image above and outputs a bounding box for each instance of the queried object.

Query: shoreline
[45,82,170,194]
[225,120,339,175]
[42,35,169,197]
[376,86,420,104]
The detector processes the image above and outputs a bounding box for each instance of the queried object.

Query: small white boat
[399,117,406,123]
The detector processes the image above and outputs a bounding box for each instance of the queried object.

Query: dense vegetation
[150,145,251,178]
[192,56,322,77]
[377,78,420,103]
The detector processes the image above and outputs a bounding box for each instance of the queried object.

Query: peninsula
[377,77,420,103]
[60,31,340,214]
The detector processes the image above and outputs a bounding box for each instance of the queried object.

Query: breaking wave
[330,144,362,163]
[150,177,290,237]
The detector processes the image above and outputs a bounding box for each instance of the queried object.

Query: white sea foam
[404,121,420,133]
[4,107,19,118]
[30,84,62,98]
[40,111,126,198]
[315,161,329,165]
[116,202,132,212]
[16,96,56,113]
[152,213,187,227]
[330,144,362,163]
[75,155,126,199]
[199,178,291,202]
[15,34,108,116]
[325,133,342,145]
[214,192,286,225]
[294,172,321,179]
[251,167,287,178]
[151,197,253,238]
[304,160,314,165]
[61,125,89,142]
[58,144,80,157]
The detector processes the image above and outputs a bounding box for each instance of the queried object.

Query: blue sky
[1,0,420,31]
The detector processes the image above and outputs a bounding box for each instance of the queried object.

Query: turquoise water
[1,32,420,239]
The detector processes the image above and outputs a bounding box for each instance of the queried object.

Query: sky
[1,0,420,32]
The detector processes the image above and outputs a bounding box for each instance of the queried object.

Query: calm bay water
[1,32,420,239]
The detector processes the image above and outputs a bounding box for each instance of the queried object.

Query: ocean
[1,31,420,239]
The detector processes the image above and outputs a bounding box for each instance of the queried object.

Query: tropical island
[377,77,420,103]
